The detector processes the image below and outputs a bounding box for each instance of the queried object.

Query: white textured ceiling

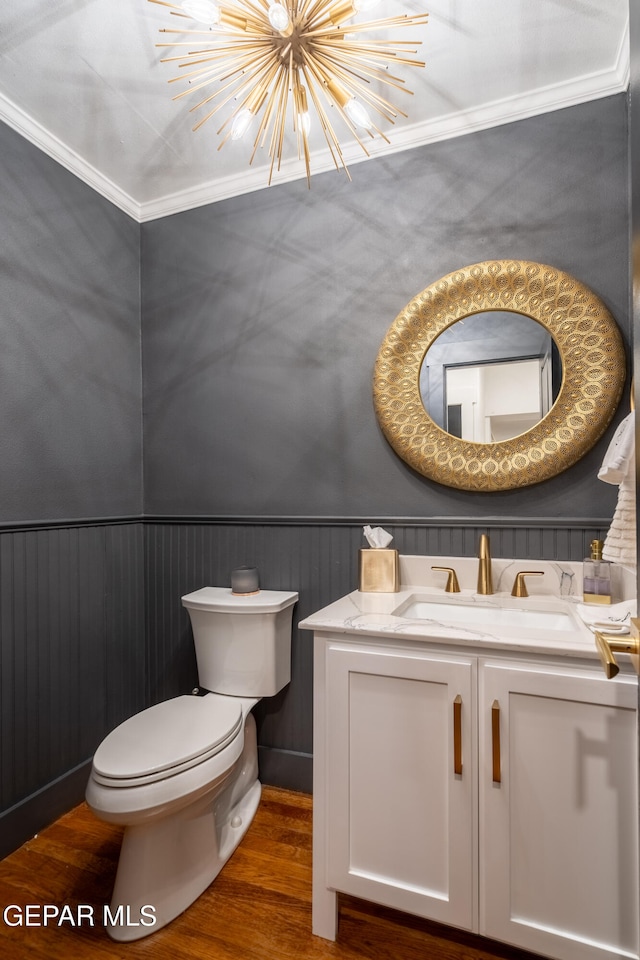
[0,0,629,221]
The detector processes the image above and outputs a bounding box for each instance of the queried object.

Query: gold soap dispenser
[583,539,612,604]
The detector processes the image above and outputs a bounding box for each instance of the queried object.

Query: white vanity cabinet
[312,633,639,960]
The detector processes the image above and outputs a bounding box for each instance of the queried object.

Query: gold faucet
[511,571,544,598]
[477,534,493,595]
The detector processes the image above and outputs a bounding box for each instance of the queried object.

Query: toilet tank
[181,587,298,697]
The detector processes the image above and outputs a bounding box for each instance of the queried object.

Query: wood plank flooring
[0,786,541,960]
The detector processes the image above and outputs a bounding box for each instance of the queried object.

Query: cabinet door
[325,642,476,930]
[479,661,639,960]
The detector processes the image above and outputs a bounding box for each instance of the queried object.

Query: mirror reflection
[420,311,562,442]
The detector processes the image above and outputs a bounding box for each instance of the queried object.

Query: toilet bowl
[85,587,297,942]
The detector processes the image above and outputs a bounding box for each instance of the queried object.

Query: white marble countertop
[298,555,636,661]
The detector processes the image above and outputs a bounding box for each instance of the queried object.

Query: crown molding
[0,23,629,225]
[0,91,142,222]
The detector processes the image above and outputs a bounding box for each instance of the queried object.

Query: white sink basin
[394,598,576,632]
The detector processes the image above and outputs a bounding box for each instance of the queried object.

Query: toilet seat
[92,695,244,788]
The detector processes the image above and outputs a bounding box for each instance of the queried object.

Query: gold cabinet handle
[491,700,501,783]
[511,571,544,598]
[453,694,462,775]
[432,566,461,593]
[594,618,640,679]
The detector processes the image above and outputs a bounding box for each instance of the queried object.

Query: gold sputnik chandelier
[149,0,428,184]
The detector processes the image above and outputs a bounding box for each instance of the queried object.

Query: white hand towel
[576,598,636,630]
[598,411,635,484]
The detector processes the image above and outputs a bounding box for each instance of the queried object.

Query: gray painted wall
[1,123,143,523]
[141,94,630,521]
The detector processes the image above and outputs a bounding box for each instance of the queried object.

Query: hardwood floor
[0,786,540,960]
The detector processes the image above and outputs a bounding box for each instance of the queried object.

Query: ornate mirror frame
[373,260,626,491]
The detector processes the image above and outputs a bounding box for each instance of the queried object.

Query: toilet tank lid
[181,586,298,613]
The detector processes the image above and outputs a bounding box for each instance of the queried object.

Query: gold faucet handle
[511,571,544,598]
[594,618,640,679]
[431,566,461,593]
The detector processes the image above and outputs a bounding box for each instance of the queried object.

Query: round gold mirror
[373,260,626,491]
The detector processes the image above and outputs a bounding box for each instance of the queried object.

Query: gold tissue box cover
[359,548,399,593]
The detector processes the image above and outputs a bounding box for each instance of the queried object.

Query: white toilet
[85,586,298,942]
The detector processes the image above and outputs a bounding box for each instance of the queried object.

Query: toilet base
[105,777,262,942]
[102,708,262,942]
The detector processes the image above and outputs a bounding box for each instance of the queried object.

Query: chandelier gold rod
[169,46,271,83]
[302,27,425,43]
[172,40,273,61]
[246,68,293,185]
[291,69,312,184]
[167,43,275,98]
[190,72,259,121]
[255,62,286,153]
[309,46,407,106]
[172,60,268,101]
[222,57,283,130]
[156,27,269,38]
[302,14,428,39]
[158,49,263,66]
[312,40,425,65]
[265,71,290,180]
[168,44,273,89]
[314,56,414,98]
[304,2,389,31]
[314,57,420,95]
[315,45,423,81]
[190,51,274,90]
[156,39,269,49]
[300,49,375,157]
[314,46,425,64]
[299,59,351,161]
[313,45,425,75]
[300,64,353,176]
[158,27,256,36]
[330,38,427,45]
[215,59,282,144]
[307,50,408,122]
[299,69,344,161]
[167,57,253,84]
[180,52,276,106]
[299,0,330,23]
[190,52,281,131]
[248,82,280,164]
[232,0,273,14]
[311,35,424,51]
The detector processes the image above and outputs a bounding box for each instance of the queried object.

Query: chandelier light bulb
[344,97,373,130]
[181,0,221,24]
[268,2,293,34]
[299,111,311,136]
[231,108,254,140]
